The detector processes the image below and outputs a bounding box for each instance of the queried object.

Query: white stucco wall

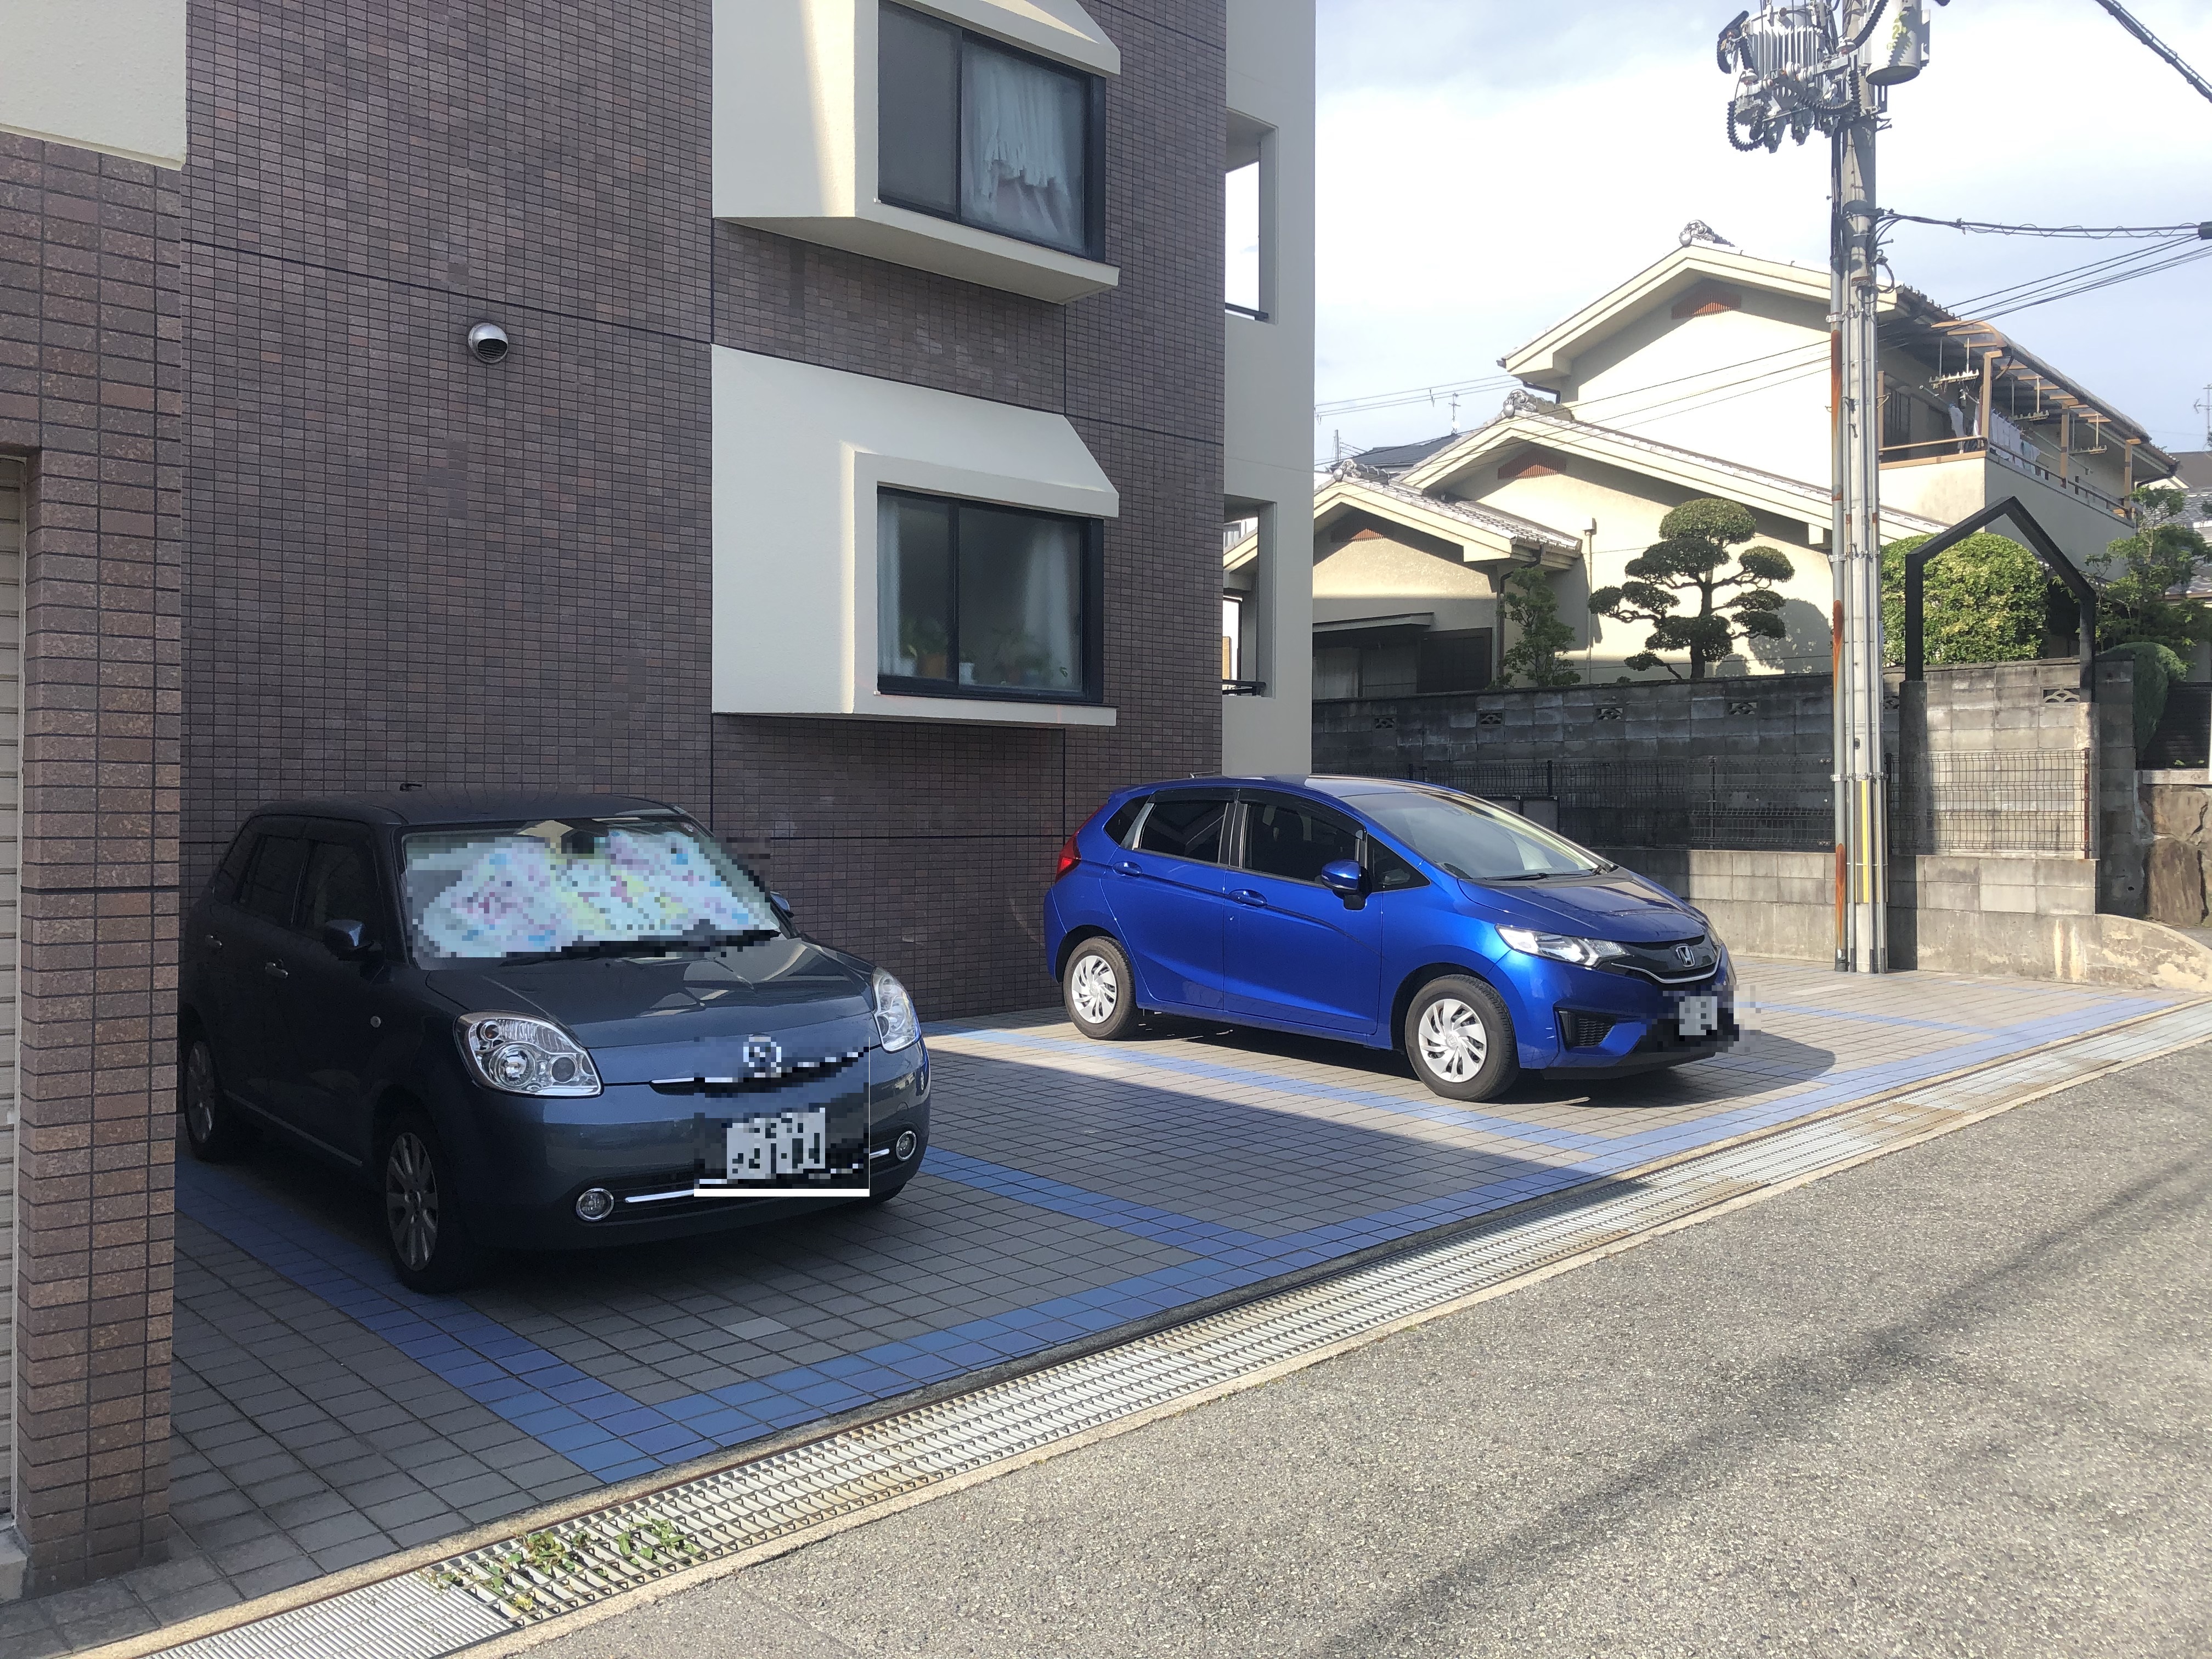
[1560,285,1831,483]
[0,0,186,167]
[1312,534,1494,634]
[1222,0,1316,775]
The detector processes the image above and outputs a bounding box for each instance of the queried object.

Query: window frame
[1130,791,1235,867]
[234,825,312,928]
[876,1,1107,264]
[875,487,1107,707]
[1235,792,1365,889]
[298,821,391,947]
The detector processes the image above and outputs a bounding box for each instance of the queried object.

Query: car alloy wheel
[1417,997,1488,1084]
[184,1041,219,1147]
[1069,951,1119,1025]
[385,1130,442,1274]
[179,1034,251,1161]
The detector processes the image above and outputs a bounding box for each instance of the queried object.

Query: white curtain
[1014,521,1079,689]
[961,46,1085,252]
[877,495,908,676]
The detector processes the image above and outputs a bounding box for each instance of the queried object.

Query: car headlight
[1496,926,1628,968]
[458,1013,602,1097]
[872,968,921,1053]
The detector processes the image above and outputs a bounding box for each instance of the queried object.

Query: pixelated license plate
[727,1108,828,1181]
[1675,995,1720,1038]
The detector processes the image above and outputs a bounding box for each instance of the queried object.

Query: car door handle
[1115,860,1143,876]
[1230,889,1267,908]
[262,961,289,980]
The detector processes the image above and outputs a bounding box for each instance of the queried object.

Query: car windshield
[1354,789,1607,882]
[401,815,782,963]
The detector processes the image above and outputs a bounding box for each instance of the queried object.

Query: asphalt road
[532,1042,2212,1659]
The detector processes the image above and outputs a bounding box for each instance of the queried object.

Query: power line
[1942,234,2199,313]
[2089,0,2212,108]
[1886,210,2212,239]
[1978,242,2212,320]
[1313,371,1519,420]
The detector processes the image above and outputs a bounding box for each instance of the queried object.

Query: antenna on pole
[1718,0,1945,976]
[2195,383,2212,449]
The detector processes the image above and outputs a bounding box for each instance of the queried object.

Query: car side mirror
[770,892,796,923]
[322,918,370,959]
[1319,860,1365,900]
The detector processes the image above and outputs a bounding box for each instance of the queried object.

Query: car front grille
[1602,935,1721,985]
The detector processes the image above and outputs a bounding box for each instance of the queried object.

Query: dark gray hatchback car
[179,793,931,1290]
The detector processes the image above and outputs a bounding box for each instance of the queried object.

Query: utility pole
[1719,0,1936,974]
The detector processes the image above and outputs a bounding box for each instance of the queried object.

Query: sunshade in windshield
[404,820,776,961]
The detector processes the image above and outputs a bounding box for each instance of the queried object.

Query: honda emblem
[1676,944,1696,966]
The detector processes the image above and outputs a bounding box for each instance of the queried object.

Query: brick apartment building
[3,0,1312,1597]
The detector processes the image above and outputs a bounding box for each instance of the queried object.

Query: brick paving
[0,961,2184,1655]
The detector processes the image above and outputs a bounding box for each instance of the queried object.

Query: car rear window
[399,814,782,962]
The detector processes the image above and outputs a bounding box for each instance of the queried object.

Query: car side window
[209,829,256,903]
[301,837,381,941]
[1242,796,1361,884]
[1102,796,1148,847]
[1367,839,1427,891]
[237,834,311,926]
[1137,795,1231,864]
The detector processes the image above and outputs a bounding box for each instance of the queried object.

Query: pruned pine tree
[1588,498,1795,681]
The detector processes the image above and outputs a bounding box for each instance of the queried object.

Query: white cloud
[1315,0,2212,461]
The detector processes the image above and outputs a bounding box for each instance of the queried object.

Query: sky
[1308,0,2212,465]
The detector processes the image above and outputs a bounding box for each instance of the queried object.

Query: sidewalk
[3,962,2188,1655]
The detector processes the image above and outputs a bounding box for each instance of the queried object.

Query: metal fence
[1400,750,2090,857]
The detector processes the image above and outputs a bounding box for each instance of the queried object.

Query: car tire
[179,1033,254,1163]
[1403,975,1520,1102]
[1063,937,1141,1040]
[380,1111,486,1294]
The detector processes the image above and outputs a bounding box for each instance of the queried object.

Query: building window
[878,3,1101,259]
[1224,114,1272,319]
[877,490,1103,702]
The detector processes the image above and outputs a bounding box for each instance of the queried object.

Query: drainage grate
[129,996,2212,1659]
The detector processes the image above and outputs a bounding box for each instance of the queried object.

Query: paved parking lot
[5,961,2184,1654]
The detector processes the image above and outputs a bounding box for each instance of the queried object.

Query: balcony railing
[1877,434,2131,518]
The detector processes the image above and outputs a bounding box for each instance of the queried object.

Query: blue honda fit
[1042,777,1736,1101]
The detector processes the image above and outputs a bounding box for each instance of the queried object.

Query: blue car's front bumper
[1494,950,1738,1074]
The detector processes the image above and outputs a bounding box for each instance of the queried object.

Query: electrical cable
[1975,242,2212,320]
[2087,0,2212,108]
[1942,235,2198,314]
[1886,210,2211,239]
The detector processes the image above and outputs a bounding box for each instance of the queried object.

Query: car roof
[248,791,683,828]
[1113,775,1436,802]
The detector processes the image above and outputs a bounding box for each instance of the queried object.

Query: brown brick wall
[0,131,185,1593]
[184,0,1225,1020]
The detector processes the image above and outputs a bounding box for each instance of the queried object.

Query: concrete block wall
[1615,843,2211,990]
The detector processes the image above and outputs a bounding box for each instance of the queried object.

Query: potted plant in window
[900,616,950,680]
[989,629,1064,689]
